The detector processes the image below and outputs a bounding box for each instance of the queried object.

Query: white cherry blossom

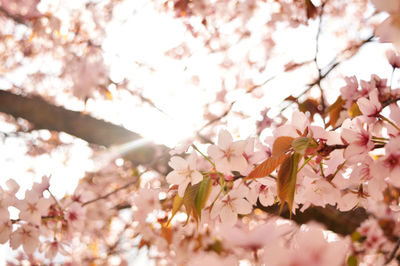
[207,129,248,174]
[166,153,203,197]
[10,224,40,254]
[210,189,252,226]
[16,189,51,226]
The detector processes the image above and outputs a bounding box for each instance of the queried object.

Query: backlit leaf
[161,223,173,245]
[272,136,295,157]
[245,153,289,180]
[347,255,358,266]
[299,98,320,121]
[195,177,213,218]
[349,102,362,118]
[167,194,184,225]
[305,0,318,19]
[326,96,344,128]
[277,153,300,215]
[183,183,201,225]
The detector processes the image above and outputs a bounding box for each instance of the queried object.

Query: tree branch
[0,90,168,166]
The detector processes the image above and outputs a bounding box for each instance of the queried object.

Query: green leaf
[195,177,213,218]
[183,183,201,225]
[207,240,223,254]
[167,194,184,225]
[291,137,318,155]
[351,231,362,242]
[277,152,300,216]
[347,255,358,266]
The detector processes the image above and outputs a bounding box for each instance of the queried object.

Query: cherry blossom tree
[1,0,400,265]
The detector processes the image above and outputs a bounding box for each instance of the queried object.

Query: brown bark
[0,90,167,165]
[257,203,368,235]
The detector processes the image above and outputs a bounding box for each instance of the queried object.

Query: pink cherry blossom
[341,117,374,160]
[16,189,51,225]
[340,76,359,108]
[40,240,69,259]
[242,137,265,175]
[166,153,203,197]
[210,189,252,226]
[263,225,350,266]
[0,215,12,244]
[247,177,277,207]
[356,89,382,117]
[10,224,40,254]
[66,202,86,230]
[372,0,400,50]
[207,129,248,174]
[370,136,400,187]
[218,220,293,250]
[386,49,400,68]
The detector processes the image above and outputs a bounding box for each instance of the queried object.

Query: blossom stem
[191,144,216,168]
[378,114,400,132]
[372,136,389,141]
[210,186,224,209]
[319,163,325,178]
[47,188,63,211]
[328,160,346,183]
[297,155,315,173]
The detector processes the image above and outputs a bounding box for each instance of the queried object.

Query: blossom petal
[220,205,237,226]
[168,156,188,170]
[230,155,248,174]
[215,157,231,174]
[178,178,190,198]
[232,198,252,215]
[218,129,233,150]
[191,171,203,185]
[208,145,224,160]
[166,171,182,185]
[210,201,223,219]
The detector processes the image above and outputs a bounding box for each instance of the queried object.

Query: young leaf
[299,98,320,121]
[167,194,184,225]
[349,102,362,118]
[161,223,173,245]
[183,183,201,225]
[291,137,318,155]
[326,96,344,128]
[277,153,300,215]
[272,136,295,157]
[245,153,289,180]
[194,177,213,218]
[347,255,358,266]
[305,0,318,19]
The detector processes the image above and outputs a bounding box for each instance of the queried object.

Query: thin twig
[82,173,142,207]
[386,238,400,264]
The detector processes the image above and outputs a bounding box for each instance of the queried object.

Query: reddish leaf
[161,223,173,245]
[245,153,289,180]
[284,95,298,102]
[326,96,344,128]
[272,136,295,157]
[299,98,320,121]
[305,0,318,19]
